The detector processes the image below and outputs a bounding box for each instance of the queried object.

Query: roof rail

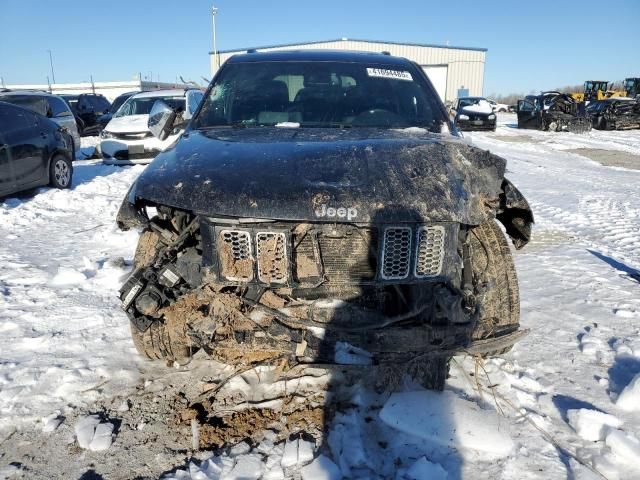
[246,48,257,53]
[381,51,391,55]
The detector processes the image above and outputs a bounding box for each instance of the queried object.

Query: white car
[487,100,510,113]
[100,89,204,165]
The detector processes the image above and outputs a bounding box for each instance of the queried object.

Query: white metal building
[2,79,191,102]
[210,38,487,102]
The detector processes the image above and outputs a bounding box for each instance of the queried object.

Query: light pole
[212,5,219,69]
[47,50,56,84]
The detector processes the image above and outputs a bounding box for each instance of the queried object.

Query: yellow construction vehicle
[624,78,640,98]
[572,80,626,102]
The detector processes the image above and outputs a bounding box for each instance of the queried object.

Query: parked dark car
[61,93,111,136]
[586,98,640,130]
[97,91,141,129]
[448,97,497,131]
[0,101,74,197]
[116,50,533,391]
[517,92,591,133]
[0,90,81,150]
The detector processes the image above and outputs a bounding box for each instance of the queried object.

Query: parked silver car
[0,90,81,154]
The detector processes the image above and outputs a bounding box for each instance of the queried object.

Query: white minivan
[100,89,203,165]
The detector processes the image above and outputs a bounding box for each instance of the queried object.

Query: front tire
[130,321,193,362]
[469,221,520,357]
[49,154,72,189]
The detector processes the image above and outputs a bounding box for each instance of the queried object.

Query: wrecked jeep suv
[517,91,591,133]
[116,50,534,389]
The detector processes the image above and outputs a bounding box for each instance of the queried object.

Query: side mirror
[148,100,177,140]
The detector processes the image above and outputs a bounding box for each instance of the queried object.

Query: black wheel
[130,320,193,361]
[49,154,72,189]
[469,221,520,357]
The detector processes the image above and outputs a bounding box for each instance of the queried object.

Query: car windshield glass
[114,96,186,117]
[0,95,49,116]
[458,98,488,108]
[110,94,134,113]
[90,96,111,111]
[193,61,447,131]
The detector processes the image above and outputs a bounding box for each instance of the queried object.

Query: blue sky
[1,0,638,95]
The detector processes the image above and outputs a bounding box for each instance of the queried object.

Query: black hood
[132,128,506,224]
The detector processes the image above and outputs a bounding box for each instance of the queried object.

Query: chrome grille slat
[256,232,288,284]
[414,226,445,277]
[381,227,412,280]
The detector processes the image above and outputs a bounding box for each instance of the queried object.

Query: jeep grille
[414,226,445,277]
[256,232,288,284]
[381,227,412,280]
[219,230,253,281]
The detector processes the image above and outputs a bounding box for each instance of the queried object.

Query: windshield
[114,96,186,117]
[0,95,49,116]
[193,61,447,130]
[458,98,489,108]
[110,93,135,113]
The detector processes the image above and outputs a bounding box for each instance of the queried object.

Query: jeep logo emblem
[315,204,358,221]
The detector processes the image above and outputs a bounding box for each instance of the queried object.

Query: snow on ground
[1,125,640,479]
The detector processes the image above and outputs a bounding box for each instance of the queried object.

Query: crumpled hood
[131,128,506,224]
[105,114,149,133]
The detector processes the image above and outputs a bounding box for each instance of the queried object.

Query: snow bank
[605,429,640,470]
[567,409,622,441]
[380,390,514,457]
[615,373,640,411]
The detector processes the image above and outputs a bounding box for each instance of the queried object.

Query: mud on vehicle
[116,50,534,390]
[517,91,592,133]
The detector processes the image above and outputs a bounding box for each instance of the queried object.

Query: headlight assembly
[101,130,114,139]
[488,114,496,120]
[458,114,470,120]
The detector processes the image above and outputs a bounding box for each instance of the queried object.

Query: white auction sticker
[366,68,413,81]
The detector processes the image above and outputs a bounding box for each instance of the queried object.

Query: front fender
[116,182,149,231]
[496,178,534,249]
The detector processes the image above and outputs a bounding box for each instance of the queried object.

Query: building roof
[225,49,415,66]
[210,38,488,55]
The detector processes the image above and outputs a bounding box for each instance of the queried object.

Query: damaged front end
[544,94,592,134]
[117,193,530,370]
[590,99,640,130]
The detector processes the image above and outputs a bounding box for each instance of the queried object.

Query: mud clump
[296,253,319,279]
[256,236,286,281]
[197,409,281,448]
[219,238,254,280]
[180,404,328,449]
[134,231,163,268]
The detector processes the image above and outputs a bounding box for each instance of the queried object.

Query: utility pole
[47,50,56,84]
[212,5,219,69]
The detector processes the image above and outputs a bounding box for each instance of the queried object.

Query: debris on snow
[566,408,622,441]
[615,373,640,412]
[280,438,315,469]
[379,390,514,457]
[74,415,114,451]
